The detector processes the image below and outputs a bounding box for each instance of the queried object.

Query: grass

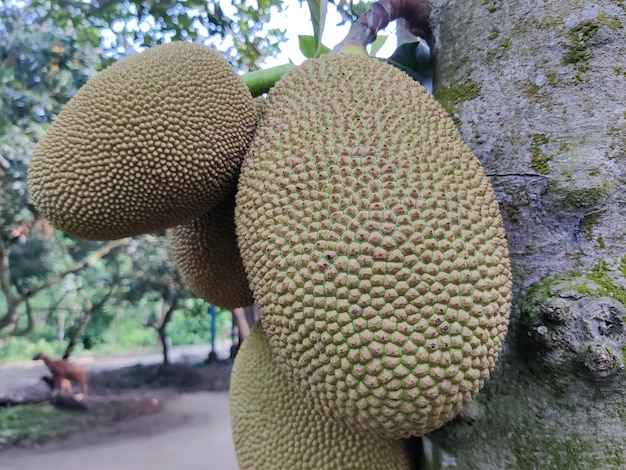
[0,403,77,442]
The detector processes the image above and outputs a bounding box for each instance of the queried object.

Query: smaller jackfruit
[253,95,267,121]
[167,191,254,309]
[230,324,413,470]
[28,41,256,240]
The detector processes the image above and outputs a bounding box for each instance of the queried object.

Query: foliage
[168,303,232,346]
[306,0,327,56]
[18,0,285,70]
[0,0,284,351]
[0,2,109,338]
[0,299,233,361]
[0,336,64,361]
[0,5,101,252]
[298,35,331,59]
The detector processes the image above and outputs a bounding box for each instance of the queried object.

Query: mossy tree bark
[426,1,626,468]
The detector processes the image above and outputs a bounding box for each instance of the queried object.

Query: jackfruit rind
[230,324,413,470]
[235,53,512,438]
[28,41,256,240]
[167,191,254,309]
[253,95,267,121]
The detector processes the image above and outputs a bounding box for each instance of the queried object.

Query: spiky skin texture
[230,324,413,470]
[167,191,254,309]
[253,95,268,121]
[235,53,512,439]
[28,41,256,240]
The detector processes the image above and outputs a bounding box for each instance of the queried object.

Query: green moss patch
[529,133,552,174]
[512,429,612,470]
[436,80,481,117]
[561,182,611,209]
[562,20,600,71]
[488,29,500,40]
[598,12,623,29]
[577,261,626,305]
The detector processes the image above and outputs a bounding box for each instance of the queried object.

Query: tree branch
[333,0,431,53]
[63,267,121,358]
[0,238,14,306]
[11,298,34,337]
[0,237,20,331]
[158,287,178,366]
[22,238,131,299]
[44,290,69,324]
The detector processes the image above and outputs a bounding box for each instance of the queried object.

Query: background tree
[0,0,282,352]
[0,4,103,336]
[26,0,284,68]
[424,1,626,468]
[121,236,184,365]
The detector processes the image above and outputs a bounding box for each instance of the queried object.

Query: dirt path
[0,343,233,394]
[0,392,239,470]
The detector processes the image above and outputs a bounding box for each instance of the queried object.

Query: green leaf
[298,35,332,59]
[387,41,433,72]
[319,43,332,55]
[383,41,434,91]
[298,35,317,59]
[87,28,102,48]
[306,0,327,55]
[387,42,420,70]
[369,35,387,57]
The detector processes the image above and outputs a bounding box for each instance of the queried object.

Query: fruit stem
[333,0,431,54]
[240,64,295,97]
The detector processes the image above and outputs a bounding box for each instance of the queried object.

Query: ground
[0,345,239,469]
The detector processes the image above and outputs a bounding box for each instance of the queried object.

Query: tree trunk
[243,305,259,330]
[157,293,178,366]
[63,312,91,359]
[426,1,626,468]
[63,284,117,359]
[158,322,170,366]
[57,310,65,344]
[232,307,252,340]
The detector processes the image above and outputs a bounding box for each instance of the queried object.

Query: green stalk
[240,64,295,97]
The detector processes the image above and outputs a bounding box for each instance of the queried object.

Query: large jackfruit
[167,191,254,309]
[230,324,413,470]
[28,41,256,240]
[235,53,512,439]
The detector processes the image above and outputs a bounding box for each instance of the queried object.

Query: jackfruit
[253,95,268,120]
[167,190,254,309]
[28,41,256,240]
[235,53,512,439]
[230,324,413,470]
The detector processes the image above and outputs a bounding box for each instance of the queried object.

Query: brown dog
[33,353,88,396]
[41,375,74,395]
